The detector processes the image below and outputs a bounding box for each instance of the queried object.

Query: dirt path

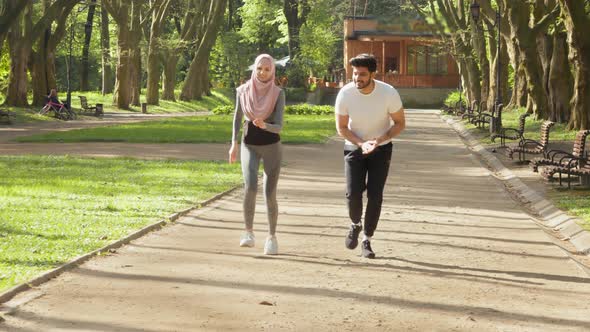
[1,110,590,331]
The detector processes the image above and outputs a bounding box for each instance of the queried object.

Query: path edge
[442,115,590,258]
[0,186,239,305]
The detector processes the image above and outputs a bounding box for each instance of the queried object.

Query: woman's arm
[261,90,285,134]
[229,92,242,163]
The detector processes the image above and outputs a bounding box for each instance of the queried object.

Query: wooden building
[343,16,460,89]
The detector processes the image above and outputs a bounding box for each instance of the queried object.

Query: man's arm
[336,114,364,147]
[376,108,406,145]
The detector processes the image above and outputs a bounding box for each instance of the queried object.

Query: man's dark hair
[349,54,377,72]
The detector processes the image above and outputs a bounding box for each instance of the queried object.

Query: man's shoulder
[375,80,398,94]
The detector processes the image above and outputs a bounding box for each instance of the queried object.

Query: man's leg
[362,143,393,258]
[364,143,393,236]
[344,148,367,249]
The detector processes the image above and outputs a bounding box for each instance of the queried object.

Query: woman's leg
[260,143,282,235]
[241,143,261,231]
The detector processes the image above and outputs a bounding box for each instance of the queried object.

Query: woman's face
[256,60,273,82]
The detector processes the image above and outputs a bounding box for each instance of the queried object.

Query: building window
[407,45,447,75]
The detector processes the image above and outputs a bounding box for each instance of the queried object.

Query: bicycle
[39,101,77,121]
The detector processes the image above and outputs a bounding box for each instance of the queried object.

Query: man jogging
[335,53,406,259]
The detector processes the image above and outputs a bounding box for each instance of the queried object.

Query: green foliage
[444,90,467,107]
[213,103,334,116]
[285,87,307,103]
[212,105,234,115]
[0,155,242,292]
[238,0,287,51]
[300,1,338,71]
[285,104,334,115]
[210,31,256,88]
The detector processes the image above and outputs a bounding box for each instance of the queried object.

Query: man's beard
[355,77,372,90]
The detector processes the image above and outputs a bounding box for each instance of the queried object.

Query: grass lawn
[15,114,336,144]
[0,155,242,292]
[461,109,590,232]
[0,89,234,125]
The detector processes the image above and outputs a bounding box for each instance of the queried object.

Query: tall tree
[102,0,148,109]
[0,0,31,58]
[146,0,173,105]
[4,0,80,107]
[282,0,310,60]
[80,0,97,91]
[180,0,227,101]
[100,3,114,94]
[558,0,590,130]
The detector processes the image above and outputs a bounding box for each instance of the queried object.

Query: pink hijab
[237,54,281,121]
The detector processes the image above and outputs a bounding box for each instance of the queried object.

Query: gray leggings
[241,142,282,235]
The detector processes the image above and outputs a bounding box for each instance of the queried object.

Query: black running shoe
[345,223,362,249]
[361,240,375,259]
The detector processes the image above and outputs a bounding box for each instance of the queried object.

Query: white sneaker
[264,235,278,255]
[239,231,255,247]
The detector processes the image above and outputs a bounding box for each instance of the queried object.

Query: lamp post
[470,0,502,134]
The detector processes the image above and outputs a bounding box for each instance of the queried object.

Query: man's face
[352,66,374,90]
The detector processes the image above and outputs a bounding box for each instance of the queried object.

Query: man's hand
[361,140,378,154]
[252,118,267,129]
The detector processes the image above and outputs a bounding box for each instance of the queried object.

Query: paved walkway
[1,110,590,331]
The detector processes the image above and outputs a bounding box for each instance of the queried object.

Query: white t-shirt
[335,80,403,148]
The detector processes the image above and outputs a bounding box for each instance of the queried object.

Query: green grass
[461,108,590,232]
[0,89,235,125]
[0,155,242,292]
[551,191,590,232]
[466,108,579,143]
[16,114,336,144]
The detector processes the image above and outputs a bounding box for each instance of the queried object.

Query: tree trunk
[507,2,548,117]
[505,36,527,108]
[80,0,96,91]
[180,0,226,101]
[472,19,489,108]
[5,29,29,107]
[146,0,172,105]
[162,53,178,101]
[283,0,310,59]
[113,21,132,109]
[559,0,590,130]
[548,32,572,123]
[101,4,113,94]
[129,2,141,107]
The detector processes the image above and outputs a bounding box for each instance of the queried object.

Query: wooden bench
[0,109,13,124]
[490,112,531,147]
[531,130,590,173]
[506,120,555,162]
[78,96,103,117]
[542,155,590,189]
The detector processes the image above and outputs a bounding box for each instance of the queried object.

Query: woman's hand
[252,118,267,129]
[229,143,238,163]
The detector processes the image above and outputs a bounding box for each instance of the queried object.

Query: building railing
[378,74,461,88]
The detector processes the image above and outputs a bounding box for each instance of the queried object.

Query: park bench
[0,109,13,124]
[541,154,590,189]
[490,112,531,147]
[506,120,555,163]
[460,100,478,123]
[78,96,103,117]
[472,101,496,129]
[531,130,590,173]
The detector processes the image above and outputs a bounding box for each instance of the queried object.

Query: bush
[285,104,334,115]
[212,105,234,115]
[285,87,307,103]
[213,103,333,116]
[444,90,466,108]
